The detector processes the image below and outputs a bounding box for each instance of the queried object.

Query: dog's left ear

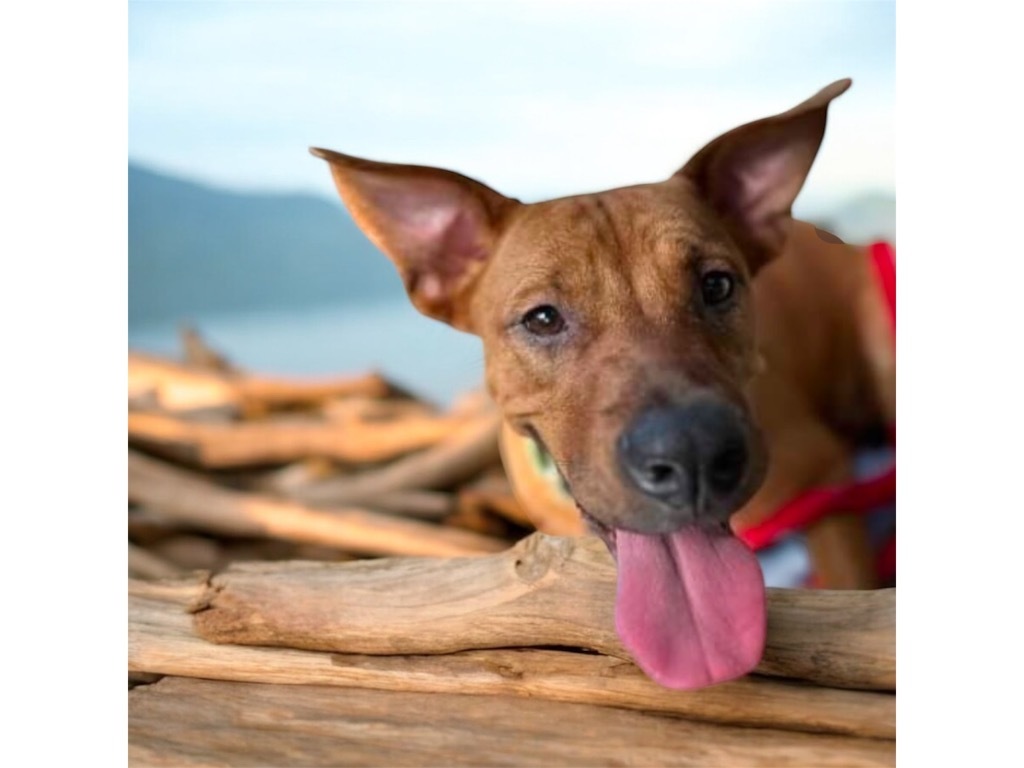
[676,78,851,272]
[311,148,520,329]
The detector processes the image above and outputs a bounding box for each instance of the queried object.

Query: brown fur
[312,79,894,588]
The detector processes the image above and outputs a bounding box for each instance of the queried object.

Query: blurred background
[129,0,894,406]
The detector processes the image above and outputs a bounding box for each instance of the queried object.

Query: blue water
[128,300,485,407]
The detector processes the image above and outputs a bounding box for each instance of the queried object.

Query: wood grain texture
[128,451,508,557]
[292,411,503,505]
[129,677,894,767]
[128,542,182,580]
[128,409,471,467]
[129,351,393,414]
[189,533,895,690]
[130,580,894,739]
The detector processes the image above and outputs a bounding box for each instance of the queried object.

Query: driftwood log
[128,542,182,580]
[130,576,893,740]
[292,411,503,506]
[191,533,894,691]
[128,409,473,467]
[129,351,395,415]
[360,489,457,520]
[128,450,508,557]
[180,326,238,373]
[130,677,893,767]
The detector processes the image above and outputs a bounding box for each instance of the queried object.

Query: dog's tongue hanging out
[614,525,766,690]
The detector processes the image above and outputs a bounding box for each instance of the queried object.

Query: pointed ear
[310,148,519,329]
[676,78,852,272]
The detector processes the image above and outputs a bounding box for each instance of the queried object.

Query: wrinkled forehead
[473,180,740,324]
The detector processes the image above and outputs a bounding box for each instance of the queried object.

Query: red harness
[737,242,896,581]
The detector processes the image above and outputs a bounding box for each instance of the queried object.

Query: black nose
[617,398,750,517]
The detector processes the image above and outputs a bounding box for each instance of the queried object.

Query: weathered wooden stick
[128,451,508,557]
[130,677,894,767]
[293,411,503,505]
[128,542,182,579]
[148,534,224,572]
[442,505,517,539]
[129,352,239,413]
[129,351,395,415]
[128,671,163,689]
[235,373,394,410]
[320,395,438,423]
[128,506,182,543]
[455,469,532,528]
[179,326,237,374]
[191,533,894,691]
[252,457,337,495]
[367,490,456,520]
[457,487,530,527]
[130,579,893,739]
[129,409,470,467]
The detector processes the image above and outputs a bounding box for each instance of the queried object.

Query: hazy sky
[129,1,894,213]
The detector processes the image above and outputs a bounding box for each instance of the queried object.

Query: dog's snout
[618,407,695,504]
[618,398,750,519]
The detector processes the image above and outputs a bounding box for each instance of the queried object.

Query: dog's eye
[700,271,736,307]
[522,305,566,336]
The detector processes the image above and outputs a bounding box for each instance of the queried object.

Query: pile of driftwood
[129,331,532,580]
[128,332,895,767]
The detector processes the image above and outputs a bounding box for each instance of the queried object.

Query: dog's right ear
[311,148,520,330]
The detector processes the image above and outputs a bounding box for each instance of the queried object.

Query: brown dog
[311,78,895,689]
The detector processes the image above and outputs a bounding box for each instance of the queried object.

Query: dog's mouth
[577,504,766,690]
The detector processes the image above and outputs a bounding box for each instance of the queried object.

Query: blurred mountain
[813,191,896,245]
[129,163,405,324]
[129,164,896,326]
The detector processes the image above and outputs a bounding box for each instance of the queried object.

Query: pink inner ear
[372,181,467,249]
[359,174,491,306]
[411,208,486,304]
[734,145,804,226]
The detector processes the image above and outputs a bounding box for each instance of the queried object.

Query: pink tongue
[615,526,766,689]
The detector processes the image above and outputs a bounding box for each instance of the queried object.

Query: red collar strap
[870,241,896,337]
[737,241,896,569]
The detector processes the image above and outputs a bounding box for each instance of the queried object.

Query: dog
[311,78,895,689]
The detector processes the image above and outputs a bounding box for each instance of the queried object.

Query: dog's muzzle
[617,393,759,527]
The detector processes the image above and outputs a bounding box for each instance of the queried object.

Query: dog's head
[313,79,850,689]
